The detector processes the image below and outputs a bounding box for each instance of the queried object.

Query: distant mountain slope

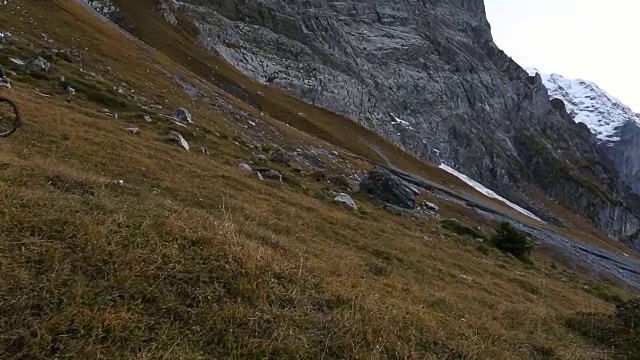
[147,0,640,243]
[526,68,640,142]
[527,68,640,195]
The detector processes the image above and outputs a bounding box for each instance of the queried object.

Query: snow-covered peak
[526,68,640,143]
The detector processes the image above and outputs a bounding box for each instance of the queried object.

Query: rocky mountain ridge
[170,0,640,243]
[526,68,640,197]
[86,0,640,247]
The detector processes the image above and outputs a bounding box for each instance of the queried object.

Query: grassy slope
[0,0,635,359]
[107,0,640,258]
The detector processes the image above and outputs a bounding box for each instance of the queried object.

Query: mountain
[76,0,640,248]
[136,0,640,243]
[527,68,640,196]
[526,68,640,142]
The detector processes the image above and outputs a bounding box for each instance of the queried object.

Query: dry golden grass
[105,0,640,256]
[0,1,636,359]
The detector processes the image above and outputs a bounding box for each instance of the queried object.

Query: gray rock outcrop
[27,57,51,72]
[156,0,179,26]
[167,130,190,151]
[174,107,193,124]
[360,167,419,209]
[83,0,133,31]
[257,169,283,182]
[238,163,253,172]
[334,193,357,210]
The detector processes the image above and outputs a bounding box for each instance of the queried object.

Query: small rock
[125,127,140,135]
[257,171,264,181]
[270,150,292,166]
[28,56,51,72]
[115,180,124,186]
[167,130,189,151]
[174,107,193,124]
[297,112,306,118]
[419,201,439,213]
[143,115,153,122]
[8,58,24,66]
[0,78,10,89]
[382,203,409,216]
[238,163,253,172]
[561,278,568,283]
[474,238,484,243]
[257,91,264,97]
[331,151,339,157]
[258,169,282,182]
[255,154,268,163]
[327,175,350,188]
[311,169,327,181]
[333,193,357,210]
[156,0,179,25]
[200,147,210,155]
[66,86,76,95]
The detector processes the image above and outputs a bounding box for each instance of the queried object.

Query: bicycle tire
[0,97,20,137]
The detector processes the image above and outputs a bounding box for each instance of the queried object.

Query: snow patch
[389,113,415,130]
[439,164,543,222]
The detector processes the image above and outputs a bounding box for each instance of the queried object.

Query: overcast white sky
[484,0,640,112]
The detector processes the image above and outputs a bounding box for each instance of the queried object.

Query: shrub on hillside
[582,283,625,305]
[440,219,486,241]
[566,298,640,357]
[491,222,534,259]
[616,297,640,330]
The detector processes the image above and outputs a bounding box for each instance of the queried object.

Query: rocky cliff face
[138,0,640,241]
[527,69,640,197]
[610,122,640,196]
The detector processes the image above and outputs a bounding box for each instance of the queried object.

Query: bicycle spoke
[0,98,20,137]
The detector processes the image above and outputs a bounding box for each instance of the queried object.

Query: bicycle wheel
[0,97,20,137]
